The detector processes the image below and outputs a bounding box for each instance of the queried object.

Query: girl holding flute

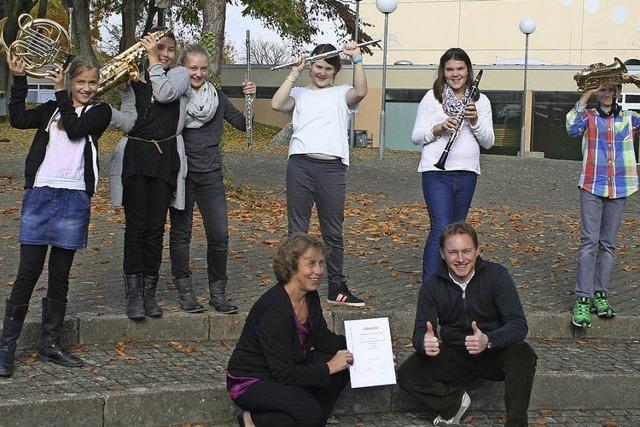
[411,48,495,280]
[271,41,368,307]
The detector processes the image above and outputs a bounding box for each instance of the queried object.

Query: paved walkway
[2,337,639,426]
[1,150,639,319]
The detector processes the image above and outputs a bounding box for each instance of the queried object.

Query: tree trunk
[120,0,137,51]
[143,0,158,34]
[36,0,47,18]
[72,0,98,63]
[202,0,226,82]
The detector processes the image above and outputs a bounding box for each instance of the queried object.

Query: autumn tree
[201,0,373,82]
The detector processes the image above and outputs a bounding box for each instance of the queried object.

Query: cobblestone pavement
[325,410,640,427]
[1,338,639,426]
[1,150,639,320]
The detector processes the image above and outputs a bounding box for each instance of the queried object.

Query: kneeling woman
[0,54,112,377]
[227,233,353,427]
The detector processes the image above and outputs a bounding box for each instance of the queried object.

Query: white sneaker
[433,391,471,426]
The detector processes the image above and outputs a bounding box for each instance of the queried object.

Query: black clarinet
[433,69,484,170]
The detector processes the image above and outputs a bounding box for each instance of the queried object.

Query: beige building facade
[221,0,640,159]
[359,0,640,66]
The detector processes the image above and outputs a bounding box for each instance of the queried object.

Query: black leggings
[233,352,350,427]
[122,175,172,275]
[10,244,76,305]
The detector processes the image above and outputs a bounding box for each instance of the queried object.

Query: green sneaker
[591,291,616,318]
[572,297,592,328]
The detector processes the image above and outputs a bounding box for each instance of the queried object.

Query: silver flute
[245,29,254,148]
[270,38,381,71]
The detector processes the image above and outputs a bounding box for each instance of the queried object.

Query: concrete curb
[8,310,640,349]
[2,372,639,426]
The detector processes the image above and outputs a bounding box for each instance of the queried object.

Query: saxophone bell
[93,29,170,99]
[574,57,638,92]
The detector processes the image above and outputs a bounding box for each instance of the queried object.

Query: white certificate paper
[344,317,396,388]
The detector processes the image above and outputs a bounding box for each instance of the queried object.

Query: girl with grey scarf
[168,44,256,314]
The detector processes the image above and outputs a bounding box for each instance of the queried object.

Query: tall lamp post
[348,0,363,148]
[376,0,398,160]
[519,17,536,157]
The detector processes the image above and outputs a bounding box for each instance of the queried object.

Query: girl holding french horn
[411,48,495,280]
[0,54,113,377]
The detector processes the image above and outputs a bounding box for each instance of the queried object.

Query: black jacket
[412,257,528,355]
[9,75,112,196]
[227,284,346,388]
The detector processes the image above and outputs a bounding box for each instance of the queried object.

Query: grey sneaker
[433,391,471,426]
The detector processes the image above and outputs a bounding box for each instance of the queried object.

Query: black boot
[174,277,205,313]
[142,273,163,318]
[209,279,238,314]
[124,273,145,320]
[38,297,83,367]
[0,299,29,377]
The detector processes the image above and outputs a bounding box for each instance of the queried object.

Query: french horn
[574,57,639,92]
[0,14,72,78]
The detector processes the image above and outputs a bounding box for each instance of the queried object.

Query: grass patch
[0,120,284,160]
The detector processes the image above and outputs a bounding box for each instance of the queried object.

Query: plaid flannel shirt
[566,102,639,199]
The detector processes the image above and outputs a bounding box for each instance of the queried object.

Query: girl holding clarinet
[411,48,494,280]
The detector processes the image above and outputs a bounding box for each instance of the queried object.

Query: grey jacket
[109,63,190,209]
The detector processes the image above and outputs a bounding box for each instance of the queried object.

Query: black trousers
[10,244,76,305]
[169,171,228,281]
[122,175,172,275]
[233,351,349,427]
[286,155,347,286]
[397,341,537,426]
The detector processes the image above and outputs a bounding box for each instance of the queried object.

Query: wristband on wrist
[286,73,299,83]
[352,54,363,64]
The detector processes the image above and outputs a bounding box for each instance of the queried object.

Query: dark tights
[9,244,76,305]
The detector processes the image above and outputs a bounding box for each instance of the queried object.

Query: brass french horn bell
[574,57,638,92]
[0,14,72,78]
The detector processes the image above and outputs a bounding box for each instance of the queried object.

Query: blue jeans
[421,171,478,278]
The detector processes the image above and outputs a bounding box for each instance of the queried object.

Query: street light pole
[349,0,362,148]
[519,17,536,157]
[376,0,398,160]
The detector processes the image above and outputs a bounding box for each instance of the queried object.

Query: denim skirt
[19,186,91,250]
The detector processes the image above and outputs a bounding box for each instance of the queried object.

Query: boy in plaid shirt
[566,83,639,328]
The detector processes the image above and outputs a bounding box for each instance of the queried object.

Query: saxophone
[574,57,638,92]
[94,30,170,98]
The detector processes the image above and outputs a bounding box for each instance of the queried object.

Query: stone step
[1,339,638,426]
[8,308,640,350]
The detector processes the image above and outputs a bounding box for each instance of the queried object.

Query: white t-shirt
[411,90,495,174]
[34,106,88,190]
[288,84,357,166]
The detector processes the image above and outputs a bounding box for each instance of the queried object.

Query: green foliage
[236,0,370,44]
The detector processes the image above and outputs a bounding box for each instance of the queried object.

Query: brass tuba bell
[0,14,72,78]
[574,57,638,92]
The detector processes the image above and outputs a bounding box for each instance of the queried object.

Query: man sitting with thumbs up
[397,222,537,427]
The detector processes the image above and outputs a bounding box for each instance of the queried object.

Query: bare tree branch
[245,38,292,66]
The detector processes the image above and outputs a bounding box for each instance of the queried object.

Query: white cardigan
[412,89,494,174]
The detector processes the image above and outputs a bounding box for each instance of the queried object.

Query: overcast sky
[224,4,344,62]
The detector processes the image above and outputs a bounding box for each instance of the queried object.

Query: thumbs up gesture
[465,321,489,355]
[423,321,440,357]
